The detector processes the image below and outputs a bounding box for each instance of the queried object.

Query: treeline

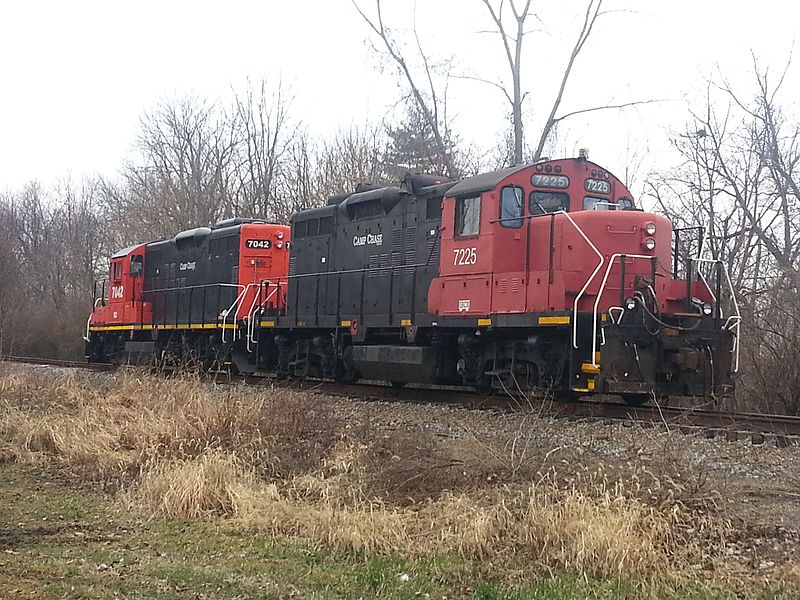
[647,63,800,415]
[0,85,479,361]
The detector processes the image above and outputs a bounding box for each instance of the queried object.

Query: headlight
[702,303,713,316]
[645,222,656,235]
[277,231,284,239]
[644,238,656,250]
[276,241,284,249]
[624,297,636,310]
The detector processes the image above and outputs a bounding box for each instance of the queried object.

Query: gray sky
[1,0,797,194]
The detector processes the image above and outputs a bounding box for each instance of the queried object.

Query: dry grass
[0,365,338,485]
[0,363,778,585]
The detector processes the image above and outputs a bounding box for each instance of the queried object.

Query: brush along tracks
[4,356,799,444]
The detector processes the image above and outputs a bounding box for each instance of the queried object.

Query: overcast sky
[0,0,797,195]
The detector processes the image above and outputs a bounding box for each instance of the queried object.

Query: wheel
[622,393,650,407]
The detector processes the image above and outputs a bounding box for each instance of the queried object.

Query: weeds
[0,363,772,586]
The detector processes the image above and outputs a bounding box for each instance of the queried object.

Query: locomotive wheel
[622,393,650,407]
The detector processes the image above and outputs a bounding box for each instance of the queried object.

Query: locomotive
[86,156,739,405]
[85,218,290,368]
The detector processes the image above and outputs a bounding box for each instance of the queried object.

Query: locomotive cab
[429,157,737,402]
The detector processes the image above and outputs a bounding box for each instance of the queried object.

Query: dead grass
[0,363,786,587]
[131,450,260,520]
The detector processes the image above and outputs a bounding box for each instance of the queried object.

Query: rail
[554,211,605,350]
[220,284,249,343]
[245,281,280,352]
[83,298,106,342]
[591,253,657,367]
[691,257,741,373]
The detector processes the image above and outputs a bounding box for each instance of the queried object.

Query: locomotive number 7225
[453,247,477,266]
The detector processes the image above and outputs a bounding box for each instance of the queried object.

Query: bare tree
[352,0,459,177]
[229,80,299,220]
[650,58,800,414]
[479,0,532,164]
[103,97,236,243]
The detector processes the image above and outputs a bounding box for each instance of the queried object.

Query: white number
[111,285,124,299]
[453,247,477,266]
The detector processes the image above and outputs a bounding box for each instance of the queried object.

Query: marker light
[644,238,656,250]
[625,297,636,311]
[702,303,713,316]
[645,222,657,235]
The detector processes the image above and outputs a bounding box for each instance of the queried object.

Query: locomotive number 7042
[453,247,477,266]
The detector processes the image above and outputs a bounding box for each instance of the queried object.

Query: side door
[490,185,527,314]
[438,193,493,316]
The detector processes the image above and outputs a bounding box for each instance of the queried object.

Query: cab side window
[130,255,143,277]
[530,191,569,216]
[455,196,481,237]
[499,186,524,228]
[111,260,122,281]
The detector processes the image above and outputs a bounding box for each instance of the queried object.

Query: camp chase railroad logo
[353,233,383,247]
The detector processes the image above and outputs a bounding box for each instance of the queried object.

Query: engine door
[490,185,528,314]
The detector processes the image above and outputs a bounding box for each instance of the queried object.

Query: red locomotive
[86,218,290,369]
[87,156,739,404]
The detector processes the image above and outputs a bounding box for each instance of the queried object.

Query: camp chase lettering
[352,233,383,247]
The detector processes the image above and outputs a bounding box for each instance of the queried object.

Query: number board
[584,179,611,194]
[531,174,569,189]
[245,239,272,249]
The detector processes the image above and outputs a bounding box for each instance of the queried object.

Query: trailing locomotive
[85,218,289,369]
[87,156,739,405]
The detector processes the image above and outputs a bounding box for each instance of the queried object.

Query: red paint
[429,158,704,319]
[236,223,291,319]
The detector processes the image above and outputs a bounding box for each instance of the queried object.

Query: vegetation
[1,364,798,597]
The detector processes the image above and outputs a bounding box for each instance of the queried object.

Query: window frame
[455,195,481,238]
[583,196,614,211]
[529,191,570,216]
[499,185,524,229]
[111,260,122,281]
[129,254,143,278]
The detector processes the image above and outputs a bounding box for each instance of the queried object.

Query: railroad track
[3,356,799,442]
[0,355,116,371]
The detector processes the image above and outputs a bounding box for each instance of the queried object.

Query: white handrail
[221,284,248,343]
[245,282,279,352]
[548,211,605,349]
[692,258,741,373]
[83,298,106,342]
[591,253,655,366]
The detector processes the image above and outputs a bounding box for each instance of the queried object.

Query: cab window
[130,255,143,277]
[455,196,481,237]
[499,186,524,228]
[111,260,122,281]
[583,196,613,211]
[530,191,569,216]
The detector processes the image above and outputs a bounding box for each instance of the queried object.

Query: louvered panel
[368,254,380,278]
[288,256,297,276]
[404,250,416,275]
[379,253,391,277]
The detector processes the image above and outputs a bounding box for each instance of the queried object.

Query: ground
[0,363,799,599]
